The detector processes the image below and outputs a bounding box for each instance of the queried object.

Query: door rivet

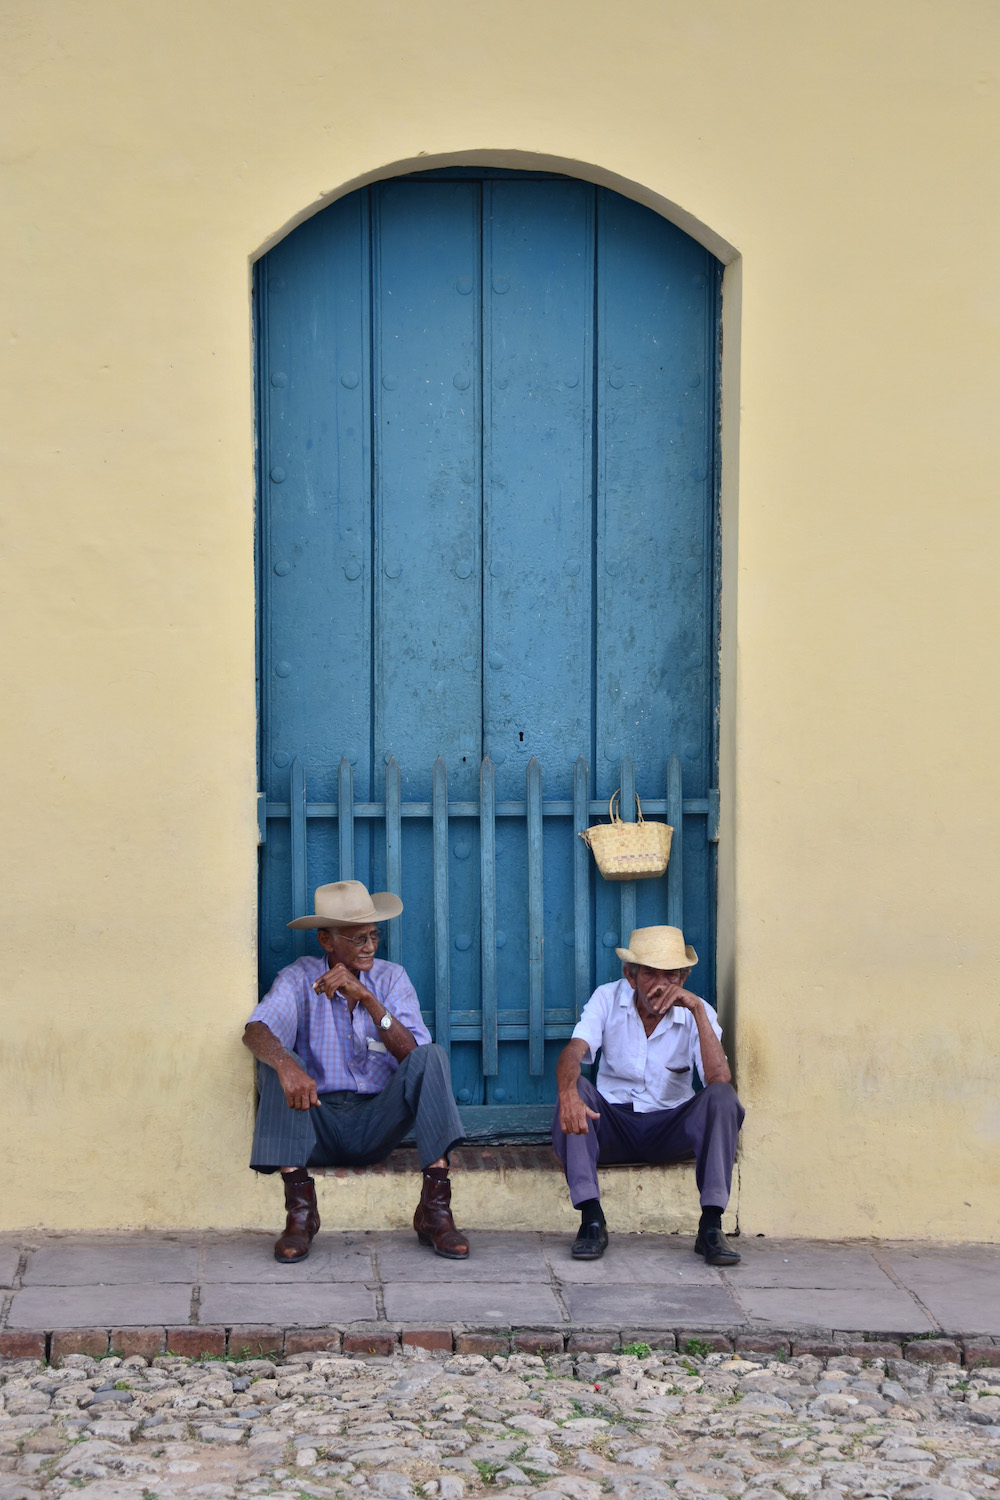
[340,370,359,389]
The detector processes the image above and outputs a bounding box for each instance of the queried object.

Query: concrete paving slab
[0,1246,20,1287]
[737,1286,935,1333]
[198,1281,377,1325]
[22,1240,199,1286]
[8,1283,193,1327]
[377,1231,548,1283]
[564,1283,744,1329]
[730,1241,896,1290]
[382,1280,565,1325]
[200,1234,375,1283]
[541,1233,721,1285]
[880,1246,1000,1334]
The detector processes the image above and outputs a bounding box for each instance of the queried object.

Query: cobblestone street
[4,1341,1000,1500]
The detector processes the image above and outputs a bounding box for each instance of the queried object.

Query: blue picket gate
[259,751,717,1139]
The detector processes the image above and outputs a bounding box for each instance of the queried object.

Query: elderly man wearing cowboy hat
[243,880,469,1263]
[553,925,744,1265]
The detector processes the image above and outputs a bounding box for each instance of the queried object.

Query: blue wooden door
[257,169,721,1138]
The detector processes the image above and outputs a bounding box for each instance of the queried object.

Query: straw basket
[579,791,673,882]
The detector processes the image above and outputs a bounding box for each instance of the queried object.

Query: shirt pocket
[660,1065,692,1104]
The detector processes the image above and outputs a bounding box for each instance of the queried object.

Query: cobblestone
[2,1347,1000,1500]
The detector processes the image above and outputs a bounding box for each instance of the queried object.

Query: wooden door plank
[483,179,596,1106]
[594,188,719,993]
[258,197,373,989]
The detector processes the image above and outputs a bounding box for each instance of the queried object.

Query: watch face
[379,1013,392,1031]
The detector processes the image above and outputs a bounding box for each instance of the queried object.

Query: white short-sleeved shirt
[571,978,723,1113]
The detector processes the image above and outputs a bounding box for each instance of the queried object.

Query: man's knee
[400,1042,447,1076]
[575,1075,601,1109]
[700,1080,745,1125]
[398,1043,454,1099]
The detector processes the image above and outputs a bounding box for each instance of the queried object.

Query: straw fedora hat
[615,925,698,970]
[287,880,403,930]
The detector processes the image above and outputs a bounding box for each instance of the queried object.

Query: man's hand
[313,963,370,1008]
[559,1089,601,1136]
[640,977,703,1017]
[278,1061,320,1111]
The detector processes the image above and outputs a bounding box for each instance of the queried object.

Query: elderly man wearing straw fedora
[553,924,744,1266]
[243,880,470,1263]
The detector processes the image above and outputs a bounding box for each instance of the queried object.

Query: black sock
[281,1167,312,1186]
[699,1205,723,1231]
[577,1198,605,1227]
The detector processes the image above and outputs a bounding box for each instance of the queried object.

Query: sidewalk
[2,1230,999,1367]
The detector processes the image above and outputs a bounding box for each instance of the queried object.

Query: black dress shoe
[694,1225,741,1266]
[571,1221,609,1259]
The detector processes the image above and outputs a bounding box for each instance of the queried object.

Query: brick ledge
[1,1326,996,1368]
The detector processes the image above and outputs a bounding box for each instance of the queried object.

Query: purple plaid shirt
[248,956,431,1095]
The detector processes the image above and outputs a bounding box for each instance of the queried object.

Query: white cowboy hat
[615,925,698,969]
[287,880,403,930]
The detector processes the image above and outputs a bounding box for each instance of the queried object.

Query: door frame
[250,150,742,1073]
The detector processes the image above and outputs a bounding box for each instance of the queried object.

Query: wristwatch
[378,1011,393,1032]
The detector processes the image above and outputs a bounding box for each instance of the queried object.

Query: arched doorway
[256,167,721,1139]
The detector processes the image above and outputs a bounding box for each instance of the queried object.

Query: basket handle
[608,789,644,825]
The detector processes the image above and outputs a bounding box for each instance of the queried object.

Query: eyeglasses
[332,927,384,950]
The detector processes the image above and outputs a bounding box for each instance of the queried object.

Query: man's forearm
[692,1005,731,1085]
[353,994,417,1062]
[243,1021,301,1073]
[244,1021,319,1111]
[556,1040,587,1099]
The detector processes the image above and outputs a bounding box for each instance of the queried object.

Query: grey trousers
[552,1078,744,1210]
[250,1043,464,1173]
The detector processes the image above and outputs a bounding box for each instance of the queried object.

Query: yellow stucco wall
[2,0,998,1237]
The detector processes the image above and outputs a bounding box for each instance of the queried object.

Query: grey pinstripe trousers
[249,1043,464,1173]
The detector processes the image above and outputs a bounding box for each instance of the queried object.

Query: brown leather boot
[274,1172,320,1263]
[413,1168,470,1259]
